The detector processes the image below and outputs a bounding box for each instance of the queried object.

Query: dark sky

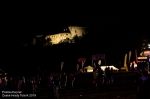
[1,5,150,69]
[3,10,149,34]
[1,3,149,35]
[1,6,150,46]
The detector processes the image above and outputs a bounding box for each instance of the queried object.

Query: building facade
[45,26,87,44]
[45,33,71,44]
[141,39,150,56]
[138,39,150,71]
[32,26,87,45]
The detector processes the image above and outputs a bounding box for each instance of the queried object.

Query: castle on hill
[33,26,87,45]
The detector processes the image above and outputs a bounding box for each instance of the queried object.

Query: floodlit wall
[45,26,87,44]
[68,26,86,38]
[45,33,71,44]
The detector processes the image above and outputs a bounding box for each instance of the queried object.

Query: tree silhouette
[59,38,71,45]
[64,38,71,43]
[45,38,52,46]
[36,37,44,46]
[35,36,52,47]
[72,35,81,43]
[21,34,35,46]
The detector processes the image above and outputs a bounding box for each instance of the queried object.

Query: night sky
[2,11,149,47]
[1,7,150,68]
[1,3,150,72]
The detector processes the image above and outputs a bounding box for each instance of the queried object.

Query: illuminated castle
[46,26,87,44]
[33,26,87,45]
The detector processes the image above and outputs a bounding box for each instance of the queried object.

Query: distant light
[148,44,150,48]
[138,57,147,59]
[101,66,119,71]
[143,51,150,56]
[87,69,93,72]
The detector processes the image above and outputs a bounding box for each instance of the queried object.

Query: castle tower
[68,26,87,38]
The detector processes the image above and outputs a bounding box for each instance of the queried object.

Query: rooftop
[37,26,88,36]
[45,26,71,35]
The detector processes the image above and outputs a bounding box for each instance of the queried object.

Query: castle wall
[44,26,87,45]
[68,26,86,38]
[45,33,71,44]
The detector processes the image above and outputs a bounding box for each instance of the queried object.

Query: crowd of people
[47,72,75,98]
[0,68,76,99]
[134,70,150,99]
[0,66,113,98]
[92,66,114,87]
[0,74,41,98]
[0,66,114,98]
[0,66,150,99]
[130,61,150,72]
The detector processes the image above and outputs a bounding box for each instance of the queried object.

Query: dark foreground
[36,72,139,99]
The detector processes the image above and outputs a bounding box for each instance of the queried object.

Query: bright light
[138,57,147,59]
[148,44,150,48]
[101,66,119,71]
[84,66,94,72]
[87,69,93,72]
[143,51,150,56]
